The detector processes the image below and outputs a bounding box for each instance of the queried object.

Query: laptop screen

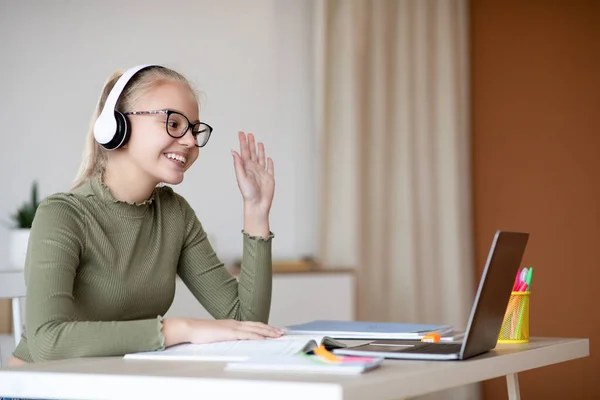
[460,231,529,359]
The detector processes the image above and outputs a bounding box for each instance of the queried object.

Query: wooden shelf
[228,259,355,276]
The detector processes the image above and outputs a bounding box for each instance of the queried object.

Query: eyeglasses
[124,109,213,147]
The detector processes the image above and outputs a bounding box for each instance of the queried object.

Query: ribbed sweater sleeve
[175,195,273,323]
[22,196,164,362]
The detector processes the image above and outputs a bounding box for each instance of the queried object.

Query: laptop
[333,230,529,361]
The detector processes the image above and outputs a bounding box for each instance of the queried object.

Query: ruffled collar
[87,175,156,218]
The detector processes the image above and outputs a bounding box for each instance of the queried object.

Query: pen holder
[497,291,530,344]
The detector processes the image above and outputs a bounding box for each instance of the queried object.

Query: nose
[177,128,197,147]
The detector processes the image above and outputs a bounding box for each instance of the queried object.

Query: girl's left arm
[176,206,273,324]
[178,131,276,323]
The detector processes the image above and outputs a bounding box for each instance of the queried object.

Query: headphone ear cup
[100,111,130,150]
[115,111,131,148]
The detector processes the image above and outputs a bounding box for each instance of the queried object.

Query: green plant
[11,181,39,229]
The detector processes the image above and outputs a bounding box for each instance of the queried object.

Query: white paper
[124,337,313,362]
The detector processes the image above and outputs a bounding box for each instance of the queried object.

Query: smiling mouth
[164,152,187,166]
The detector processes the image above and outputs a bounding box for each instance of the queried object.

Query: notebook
[123,335,347,362]
[225,354,383,375]
[332,230,529,360]
[284,320,454,340]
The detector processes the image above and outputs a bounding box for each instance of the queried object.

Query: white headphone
[93,64,160,150]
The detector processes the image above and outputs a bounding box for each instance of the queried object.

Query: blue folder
[284,320,454,340]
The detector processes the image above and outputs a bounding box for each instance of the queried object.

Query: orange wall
[471,0,600,398]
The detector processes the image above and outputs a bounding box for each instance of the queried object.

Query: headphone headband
[93,64,160,149]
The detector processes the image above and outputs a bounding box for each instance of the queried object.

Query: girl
[8,64,282,366]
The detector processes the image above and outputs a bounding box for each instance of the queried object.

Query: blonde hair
[71,66,198,189]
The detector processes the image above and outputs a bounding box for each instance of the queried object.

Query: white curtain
[314,1,477,398]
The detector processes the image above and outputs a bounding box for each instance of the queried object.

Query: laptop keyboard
[400,343,462,354]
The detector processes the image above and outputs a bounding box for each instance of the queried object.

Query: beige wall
[471,0,600,398]
[0,0,316,336]
[0,0,317,279]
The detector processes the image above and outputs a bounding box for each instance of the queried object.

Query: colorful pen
[517,281,528,292]
[525,267,533,290]
[512,270,520,291]
[520,267,528,285]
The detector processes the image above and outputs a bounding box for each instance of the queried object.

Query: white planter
[8,228,30,270]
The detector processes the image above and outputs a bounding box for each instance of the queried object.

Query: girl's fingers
[231,150,247,180]
[248,133,258,162]
[267,158,274,176]
[239,131,250,161]
[241,321,280,330]
[245,326,281,338]
[240,321,283,337]
[258,142,266,167]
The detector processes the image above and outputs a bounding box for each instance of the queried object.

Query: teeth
[165,153,186,164]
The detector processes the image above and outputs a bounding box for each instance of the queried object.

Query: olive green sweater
[12,177,273,363]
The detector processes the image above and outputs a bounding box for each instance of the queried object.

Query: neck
[103,161,158,204]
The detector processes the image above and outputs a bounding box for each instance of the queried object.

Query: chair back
[0,270,26,299]
[0,270,26,366]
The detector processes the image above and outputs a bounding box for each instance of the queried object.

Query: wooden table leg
[506,373,521,400]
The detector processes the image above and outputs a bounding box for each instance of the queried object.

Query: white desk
[0,337,589,400]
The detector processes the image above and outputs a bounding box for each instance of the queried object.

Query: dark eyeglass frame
[123,109,213,147]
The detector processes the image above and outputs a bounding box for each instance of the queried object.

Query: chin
[159,172,186,185]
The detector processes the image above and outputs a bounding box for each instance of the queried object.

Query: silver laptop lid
[459,230,529,359]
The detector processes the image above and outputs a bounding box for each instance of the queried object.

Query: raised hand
[231,131,275,214]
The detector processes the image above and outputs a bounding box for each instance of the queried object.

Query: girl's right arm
[25,195,280,362]
[25,196,167,362]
